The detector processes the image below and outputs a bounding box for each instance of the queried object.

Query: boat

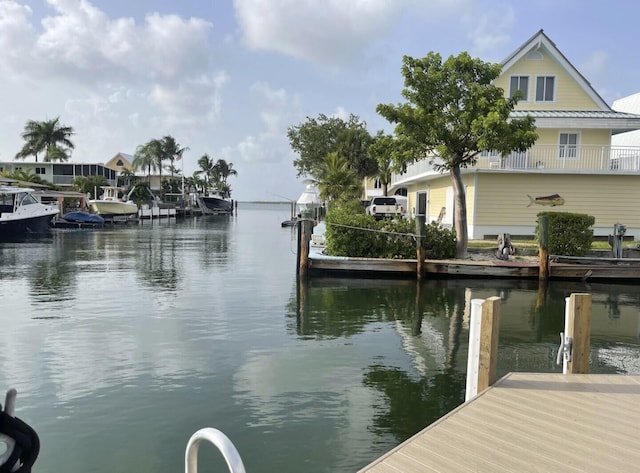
[199,194,233,214]
[0,186,59,236]
[88,186,138,218]
[60,211,105,225]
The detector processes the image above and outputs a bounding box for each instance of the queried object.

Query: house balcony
[391,145,640,186]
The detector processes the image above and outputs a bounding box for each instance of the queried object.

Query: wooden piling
[538,215,549,281]
[466,296,501,401]
[477,296,501,392]
[566,293,592,374]
[415,215,426,280]
[298,218,312,278]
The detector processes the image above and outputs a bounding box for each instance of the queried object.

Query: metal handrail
[185,428,246,473]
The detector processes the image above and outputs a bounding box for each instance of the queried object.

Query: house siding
[495,48,600,111]
[474,173,640,237]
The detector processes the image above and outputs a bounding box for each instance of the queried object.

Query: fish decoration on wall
[527,194,565,207]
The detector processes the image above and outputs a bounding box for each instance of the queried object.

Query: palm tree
[117,168,138,189]
[213,159,238,186]
[317,152,362,202]
[15,117,75,162]
[160,136,189,178]
[133,140,162,183]
[197,154,216,194]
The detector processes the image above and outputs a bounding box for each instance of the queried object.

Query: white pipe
[185,428,246,473]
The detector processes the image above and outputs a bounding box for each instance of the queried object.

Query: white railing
[391,145,640,184]
[185,428,246,473]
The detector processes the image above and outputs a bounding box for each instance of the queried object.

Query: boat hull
[201,196,233,213]
[0,212,58,236]
[89,200,138,217]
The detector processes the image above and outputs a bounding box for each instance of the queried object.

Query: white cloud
[233,0,472,69]
[233,0,403,68]
[463,5,515,58]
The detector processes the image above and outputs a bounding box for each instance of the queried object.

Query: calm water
[1,203,640,472]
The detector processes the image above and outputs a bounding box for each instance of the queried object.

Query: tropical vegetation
[15,117,75,162]
[325,200,455,259]
[376,52,538,258]
[132,135,189,187]
[196,154,238,199]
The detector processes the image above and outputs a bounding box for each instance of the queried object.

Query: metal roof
[511,110,640,119]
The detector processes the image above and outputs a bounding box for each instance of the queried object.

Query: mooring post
[538,215,549,281]
[563,293,592,374]
[298,217,312,279]
[465,296,501,401]
[415,214,426,280]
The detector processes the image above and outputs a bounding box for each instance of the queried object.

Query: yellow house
[390,30,640,239]
[104,152,133,172]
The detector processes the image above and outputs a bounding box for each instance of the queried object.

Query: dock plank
[359,373,640,473]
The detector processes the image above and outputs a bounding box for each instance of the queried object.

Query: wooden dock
[308,253,640,281]
[359,372,640,473]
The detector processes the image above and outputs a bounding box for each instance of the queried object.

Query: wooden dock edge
[357,372,516,472]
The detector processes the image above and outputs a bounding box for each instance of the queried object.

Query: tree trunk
[383,183,388,196]
[450,164,468,259]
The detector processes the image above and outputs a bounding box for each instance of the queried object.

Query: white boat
[0,187,59,236]
[89,186,138,218]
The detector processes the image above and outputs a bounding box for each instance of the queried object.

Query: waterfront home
[379,30,640,240]
[0,161,119,189]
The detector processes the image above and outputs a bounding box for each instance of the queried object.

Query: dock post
[538,215,549,281]
[562,293,592,374]
[466,296,501,401]
[297,217,312,279]
[415,215,426,280]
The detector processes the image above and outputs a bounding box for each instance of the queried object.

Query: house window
[35,167,46,175]
[536,76,555,102]
[509,76,529,100]
[559,133,578,158]
[373,178,382,189]
[116,159,124,167]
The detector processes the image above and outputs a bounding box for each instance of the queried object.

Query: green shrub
[324,200,456,259]
[536,211,594,256]
[423,222,456,259]
[325,201,383,257]
[377,217,416,259]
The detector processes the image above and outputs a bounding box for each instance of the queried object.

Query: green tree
[197,154,216,194]
[287,113,376,181]
[133,139,161,183]
[72,175,108,198]
[377,52,537,257]
[212,159,237,199]
[160,135,189,178]
[117,168,138,189]
[368,132,396,197]
[15,117,75,162]
[317,152,362,203]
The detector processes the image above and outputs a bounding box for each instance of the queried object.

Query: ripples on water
[1,203,639,472]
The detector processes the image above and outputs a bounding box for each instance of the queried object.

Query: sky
[0,0,639,201]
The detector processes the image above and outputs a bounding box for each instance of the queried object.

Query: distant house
[104,152,134,172]
[612,92,640,148]
[388,29,640,239]
[0,161,118,188]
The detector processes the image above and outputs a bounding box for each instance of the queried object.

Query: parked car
[366,196,405,220]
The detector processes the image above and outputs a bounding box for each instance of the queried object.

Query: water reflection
[291,277,640,448]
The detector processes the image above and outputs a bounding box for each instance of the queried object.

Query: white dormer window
[509,76,529,101]
[536,76,555,102]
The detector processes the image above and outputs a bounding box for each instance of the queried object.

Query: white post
[465,299,484,401]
